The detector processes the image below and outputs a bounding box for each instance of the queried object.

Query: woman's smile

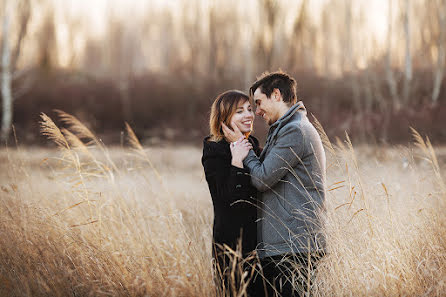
[242,120,252,127]
[232,100,254,133]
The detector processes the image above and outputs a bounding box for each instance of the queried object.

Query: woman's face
[229,100,254,134]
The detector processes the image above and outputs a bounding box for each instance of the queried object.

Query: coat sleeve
[243,124,305,192]
[203,154,254,206]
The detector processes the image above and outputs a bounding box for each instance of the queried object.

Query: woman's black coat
[201,136,260,255]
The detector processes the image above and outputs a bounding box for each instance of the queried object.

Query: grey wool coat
[243,101,326,258]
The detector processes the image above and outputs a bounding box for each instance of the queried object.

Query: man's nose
[255,109,261,116]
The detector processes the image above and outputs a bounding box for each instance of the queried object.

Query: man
[223,71,326,296]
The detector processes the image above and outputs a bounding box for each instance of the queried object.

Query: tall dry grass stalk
[0,111,444,296]
[0,112,215,296]
[312,126,446,296]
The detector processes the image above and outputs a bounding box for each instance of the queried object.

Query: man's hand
[230,137,253,168]
[222,122,244,143]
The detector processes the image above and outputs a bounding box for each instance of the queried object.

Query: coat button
[235,184,242,189]
[236,171,243,175]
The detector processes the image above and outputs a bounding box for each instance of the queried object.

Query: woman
[201,90,260,295]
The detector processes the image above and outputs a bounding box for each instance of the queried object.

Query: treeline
[1,0,446,144]
[11,67,446,145]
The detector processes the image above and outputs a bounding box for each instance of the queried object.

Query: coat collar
[269,101,306,132]
[259,101,306,160]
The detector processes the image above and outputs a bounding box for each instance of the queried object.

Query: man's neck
[276,103,292,121]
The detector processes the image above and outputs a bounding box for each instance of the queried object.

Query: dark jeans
[253,252,324,297]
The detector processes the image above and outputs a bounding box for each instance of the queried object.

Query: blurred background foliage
[1,0,446,145]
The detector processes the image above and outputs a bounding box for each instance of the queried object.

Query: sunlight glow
[40,0,394,71]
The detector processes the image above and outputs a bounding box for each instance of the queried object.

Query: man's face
[253,88,278,125]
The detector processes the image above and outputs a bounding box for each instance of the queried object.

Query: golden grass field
[0,112,445,296]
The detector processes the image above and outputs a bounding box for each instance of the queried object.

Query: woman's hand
[222,122,243,143]
[230,137,253,168]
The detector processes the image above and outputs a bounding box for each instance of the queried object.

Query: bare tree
[255,0,279,72]
[343,0,362,116]
[341,0,353,73]
[242,19,253,91]
[386,0,399,110]
[320,5,333,75]
[159,9,174,74]
[207,0,243,81]
[287,0,310,72]
[103,3,147,123]
[207,3,226,81]
[1,0,12,142]
[369,64,392,141]
[37,4,57,70]
[109,17,132,121]
[402,0,412,104]
[11,0,30,72]
[181,1,204,78]
[432,0,446,105]
[1,0,31,142]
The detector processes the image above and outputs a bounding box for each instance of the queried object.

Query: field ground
[0,140,445,296]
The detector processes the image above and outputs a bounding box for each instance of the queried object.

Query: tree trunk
[386,0,399,110]
[1,0,13,143]
[288,0,308,72]
[342,0,353,73]
[11,0,30,72]
[243,28,253,91]
[118,80,132,124]
[432,0,446,105]
[259,0,278,71]
[402,0,412,104]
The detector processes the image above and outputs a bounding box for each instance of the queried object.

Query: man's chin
[261,116,270,125]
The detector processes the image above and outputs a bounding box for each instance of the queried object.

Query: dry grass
[0,112,445,296]
[314,133,446,296]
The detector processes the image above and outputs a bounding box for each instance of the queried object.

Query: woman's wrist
[231,158,244,168]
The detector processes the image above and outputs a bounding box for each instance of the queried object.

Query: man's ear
[273,88,282,102]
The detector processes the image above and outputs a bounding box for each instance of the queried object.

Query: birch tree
[1,0,31,142]
[402,0,412,104]
[1,0,12,142]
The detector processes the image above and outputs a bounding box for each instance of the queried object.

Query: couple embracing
[202,71,326,297]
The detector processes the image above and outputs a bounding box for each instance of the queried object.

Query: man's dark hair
[250,71,297,106]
